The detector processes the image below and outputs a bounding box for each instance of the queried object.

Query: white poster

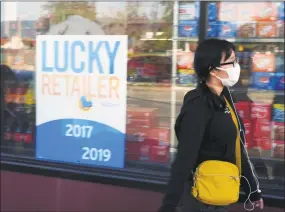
[36,35,128,168]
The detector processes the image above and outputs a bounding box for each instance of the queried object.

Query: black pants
[179,193,228,212]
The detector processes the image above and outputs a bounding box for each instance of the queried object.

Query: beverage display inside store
[2,70,35,157]
[176,41,198,86]
[207,2,284,39]
[178,2,200,38]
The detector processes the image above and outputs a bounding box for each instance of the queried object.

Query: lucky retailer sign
[36,35,127,168]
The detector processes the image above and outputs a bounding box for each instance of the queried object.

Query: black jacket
[159,84,261,212]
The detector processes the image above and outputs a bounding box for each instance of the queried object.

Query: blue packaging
[275,72,285,91]
[278,2,284,20]
[177,73,197,85]
[16,70,34,81]
[273,104,284,123]
[207,21,218,37]
[251,72,276,90]
[178,21,198,37]
[208,3,217,21]
[217,21,237,38]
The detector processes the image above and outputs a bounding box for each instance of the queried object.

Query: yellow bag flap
[196,160,239,177]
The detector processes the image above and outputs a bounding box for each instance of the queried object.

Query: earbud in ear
[209,71,216,77]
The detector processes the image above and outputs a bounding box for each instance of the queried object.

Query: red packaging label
[253,119,272,139]
[126,118,158,128]
[146,128,170,146]
[127,108,158,120]
[235,101,251,119]
[252,138,259,149]
[140,144,151,158]
[14,132,23,142]
[257,22,277,38]
[126,142,151,161]
[251,103,271,121]
[127,107,158,128]
[126,127,170,146]
[243,119,253,149]
[23,134,33,143]
[257,138,272,150]
[150,146,169,164]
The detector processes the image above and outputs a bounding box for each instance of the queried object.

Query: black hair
[194,39,235,83]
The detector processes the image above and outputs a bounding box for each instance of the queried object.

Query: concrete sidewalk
[229,204,284,212]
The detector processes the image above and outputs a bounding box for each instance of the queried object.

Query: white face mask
[215,63,241,87]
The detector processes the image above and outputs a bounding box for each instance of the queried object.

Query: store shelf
[249,89,284,96]
[139,38,172,41]
[175,37,199,42]
[127,83,285,96]
[231,88,285,96]
[207,38,285,43]
[139,37,199,42]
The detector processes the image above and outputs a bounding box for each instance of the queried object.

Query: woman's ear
[209,70,217,77]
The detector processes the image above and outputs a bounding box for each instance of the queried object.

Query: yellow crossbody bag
[191,97,242,206]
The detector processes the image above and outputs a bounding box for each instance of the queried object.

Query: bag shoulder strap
[224,97,242,176]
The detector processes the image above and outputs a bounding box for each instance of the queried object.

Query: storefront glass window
[1,0,284,194]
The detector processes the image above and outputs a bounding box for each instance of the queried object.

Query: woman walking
[159,39,264,212]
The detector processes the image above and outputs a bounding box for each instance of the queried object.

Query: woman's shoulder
[183,89,199,103]
[176,89,212,131]
[182,89,210,114]
[183,89,204,105]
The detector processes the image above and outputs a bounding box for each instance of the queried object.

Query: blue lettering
[42,41,53,72]
[41,40,121,74]
[88,41,104,74]
[105,41,120,74]
[54,41,68,72]
[274,110,284,121]
[71,41,85,73]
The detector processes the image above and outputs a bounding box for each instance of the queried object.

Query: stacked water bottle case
[235,100,284,159]
[125,107,170,164]
[207,2,284,38]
